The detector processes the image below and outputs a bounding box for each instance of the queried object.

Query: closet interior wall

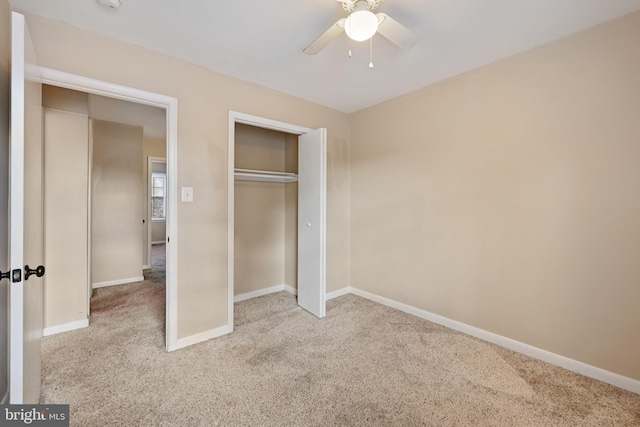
[234,123,298,297]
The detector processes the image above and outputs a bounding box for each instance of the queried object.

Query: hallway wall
[91,120,144,287]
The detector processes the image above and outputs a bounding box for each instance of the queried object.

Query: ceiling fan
[303,0,419,55]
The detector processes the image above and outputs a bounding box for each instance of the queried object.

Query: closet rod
[234,168,298,183]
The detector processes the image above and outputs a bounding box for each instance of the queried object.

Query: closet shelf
[234,168,298,183]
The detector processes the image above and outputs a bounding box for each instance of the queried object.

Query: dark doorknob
[24,265,45,280]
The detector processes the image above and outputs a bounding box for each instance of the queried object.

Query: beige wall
[151,221,166,244]
[91,120,144,286]
[350,11,640,381]
[42,84,88,113]
[235,124,287,172]
[0,0,10,402]
[143,137,166,263]
[22,12,351,339]
[43,107,89,329]
[234,182,285,295]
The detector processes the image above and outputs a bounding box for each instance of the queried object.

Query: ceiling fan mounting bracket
[338,0,383,13]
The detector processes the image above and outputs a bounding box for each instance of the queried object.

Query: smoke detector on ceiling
[97,0,121,9]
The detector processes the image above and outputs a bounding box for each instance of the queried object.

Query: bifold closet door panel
[43,108,89,329]
[297,128,327,318]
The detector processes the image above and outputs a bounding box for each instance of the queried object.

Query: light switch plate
[181,187,193,203]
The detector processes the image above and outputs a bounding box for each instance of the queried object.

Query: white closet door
[9,12,44,404]
[297,128,327,318]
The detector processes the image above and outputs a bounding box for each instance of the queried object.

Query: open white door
[8,12,44,404]
[297,128,327,318]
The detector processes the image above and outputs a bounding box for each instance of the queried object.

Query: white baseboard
[176,324,233,350]
[326,287,351,300]
[93,276,144,289]
[43,319,89,337]
[234,284,297,302]
[347,287,640,395]
[233,285,351,303]
[143,264,151,270]
[175,284,293,347]
[152,241,165,245]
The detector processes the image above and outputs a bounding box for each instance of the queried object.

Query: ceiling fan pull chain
[369,37,374,68]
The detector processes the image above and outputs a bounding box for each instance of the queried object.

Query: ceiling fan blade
[303,18,346,55]
[376,13,419,50]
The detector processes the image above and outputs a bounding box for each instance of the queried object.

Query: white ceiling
[11,0,640,113]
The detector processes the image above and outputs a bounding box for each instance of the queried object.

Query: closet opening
[228,111,327,330]
[233,124,299,304]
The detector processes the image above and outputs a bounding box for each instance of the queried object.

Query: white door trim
[227,111,313,329]
[231,111,311,135]
[87,118,93,313]
[38,67,179,351]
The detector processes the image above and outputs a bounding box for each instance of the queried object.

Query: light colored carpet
[41,246,640,426]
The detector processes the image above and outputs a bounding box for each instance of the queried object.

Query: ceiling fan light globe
[345,10,379,41]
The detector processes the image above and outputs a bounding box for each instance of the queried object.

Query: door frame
[227,111,324,329]
[39,67,180,351]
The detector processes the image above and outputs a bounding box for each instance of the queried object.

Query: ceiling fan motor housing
[340,0,382,13]
[98,0,121,9]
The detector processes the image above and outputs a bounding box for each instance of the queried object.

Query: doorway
[147,157,167,285]
[39,68,179,351]
[227,111,327,329]
[148,157,167,260]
